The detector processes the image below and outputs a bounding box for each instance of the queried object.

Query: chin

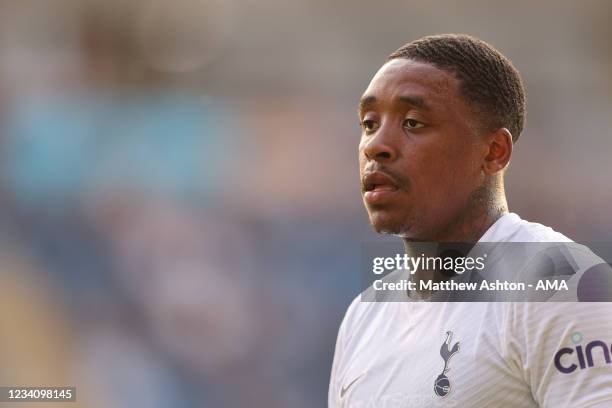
[368,212,409,236]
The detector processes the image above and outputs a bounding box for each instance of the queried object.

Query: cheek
[441,152,483,203]
[410,141,478,198]
[407,145,448,188]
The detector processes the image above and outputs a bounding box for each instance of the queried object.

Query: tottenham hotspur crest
[434,331,460,397]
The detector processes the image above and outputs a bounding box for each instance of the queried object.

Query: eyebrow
[359,95,430,111]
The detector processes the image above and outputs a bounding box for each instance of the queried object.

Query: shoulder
[340,293,382,333]
[480,212,573,243]
[479,213,611,300]
[512,216,572,243]
[337,292,403,346]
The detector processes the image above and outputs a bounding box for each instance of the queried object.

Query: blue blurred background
[0,0,611,406]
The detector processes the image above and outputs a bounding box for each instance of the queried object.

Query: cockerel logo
[434,331,460,397]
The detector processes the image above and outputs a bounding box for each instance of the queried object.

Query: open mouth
[365,183,399,193]
[363,171,400,204]
[363,171,400,192]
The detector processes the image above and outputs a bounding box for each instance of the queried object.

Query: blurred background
[0,0,611,406]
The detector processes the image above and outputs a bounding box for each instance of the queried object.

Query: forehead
[360,59,462,113]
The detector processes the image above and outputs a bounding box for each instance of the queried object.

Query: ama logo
[434,331,460,397]
[554,332,611,374]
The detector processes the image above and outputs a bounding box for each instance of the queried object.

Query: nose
[361,121,398,162]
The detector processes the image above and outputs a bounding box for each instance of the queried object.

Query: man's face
[359,58,487,240]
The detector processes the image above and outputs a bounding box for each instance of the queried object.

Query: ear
[482,128,513,175]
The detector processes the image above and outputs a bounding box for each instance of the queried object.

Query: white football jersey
[329,213,612,407]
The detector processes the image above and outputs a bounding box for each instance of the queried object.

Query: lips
[363,171,400,204]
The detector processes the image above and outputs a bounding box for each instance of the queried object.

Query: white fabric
[329,212,612,407]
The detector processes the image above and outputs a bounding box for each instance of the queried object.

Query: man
[329,34,612,407]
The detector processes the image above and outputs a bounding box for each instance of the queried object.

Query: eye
[403,118,424,130]
[360,119,379,134]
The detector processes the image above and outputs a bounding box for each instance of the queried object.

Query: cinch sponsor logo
[554,332,611,374]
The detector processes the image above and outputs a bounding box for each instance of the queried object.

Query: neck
[402,178,507,300]
[404,177,508,246]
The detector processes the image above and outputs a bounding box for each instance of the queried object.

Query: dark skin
[358,58,513,246]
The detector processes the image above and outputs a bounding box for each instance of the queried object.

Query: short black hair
[388,34,526,142]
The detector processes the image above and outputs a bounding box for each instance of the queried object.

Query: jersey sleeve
[328,320,344,408]
[328,295,360,408]
[507,302,612,407]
